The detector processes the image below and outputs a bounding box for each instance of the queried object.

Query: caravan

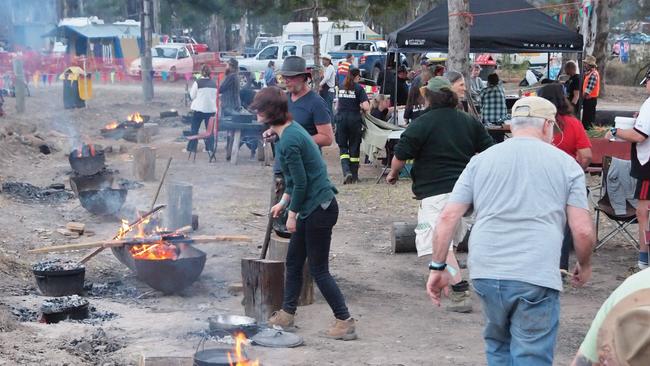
[282,18,367,56]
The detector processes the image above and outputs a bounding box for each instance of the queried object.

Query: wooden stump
[165,182,192,230]
[231,129,242,165]
[241,258,285,323]
[391,222,417,253]
[133,146,156,181]
[267,233,314,306]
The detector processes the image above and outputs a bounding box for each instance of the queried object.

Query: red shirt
[553,114,591,157]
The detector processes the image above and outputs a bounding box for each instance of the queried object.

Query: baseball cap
[425,76,452,92]
[511,96,557,122]
[597,289,650,366]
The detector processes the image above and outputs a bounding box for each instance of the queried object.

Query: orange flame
[127,112,144,123]
[76,144,96,157]
[104,121,119,130]
[227,333,259,366]
[129,242,178,260]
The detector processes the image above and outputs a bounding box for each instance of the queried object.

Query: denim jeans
[282,198,351,320]
[472,279,560,366]
[187,111,215,152]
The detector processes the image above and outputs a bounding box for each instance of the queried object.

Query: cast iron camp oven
[132,244,206,294]
[32,259,85,296]
[69,144,106,176]
[193,337,251,366]
[40,295,89,324]
[69,170,114,196]
[78,188,127,216]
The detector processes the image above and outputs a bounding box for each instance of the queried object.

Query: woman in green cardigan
[251,87,356,341]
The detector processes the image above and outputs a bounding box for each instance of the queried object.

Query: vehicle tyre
[169,66,177,82]
[372,66,381,83]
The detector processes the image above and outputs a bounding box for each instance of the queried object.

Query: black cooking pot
[194,348,249,366]
[133,245,206,294]
[33,267,85,297]
[69,171,114,196]
[78,188,127,216]
[69,147,106,176]
[41,302,89,324]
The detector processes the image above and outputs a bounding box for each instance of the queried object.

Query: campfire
[229,332,259,366]
[127,112,144,123]
[130,242,178,260]
[103,121,120,130]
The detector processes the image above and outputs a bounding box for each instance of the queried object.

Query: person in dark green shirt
[387,76,494,313]
[250,87,356,341]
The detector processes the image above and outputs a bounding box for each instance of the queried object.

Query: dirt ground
[0,81,646,365]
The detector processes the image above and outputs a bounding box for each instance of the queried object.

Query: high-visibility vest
[582,69,600,98]
[338,61,351,76]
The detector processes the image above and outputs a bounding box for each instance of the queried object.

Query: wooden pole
[447,0,471,81]
[133,146,156,181]
[150,157,172,211]
[165,181,192,230]
[241,258,285,322]
[141,0,154,101]
[29,234,252,254]
[13,58,25,114]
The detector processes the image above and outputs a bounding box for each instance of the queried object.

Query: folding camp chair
[593,156,639,251]
[186,115,218,162]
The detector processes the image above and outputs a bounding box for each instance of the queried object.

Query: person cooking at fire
[263,56,334,236]
[252,86,357,341]
[336,68,370,184]
[220,58,241,116]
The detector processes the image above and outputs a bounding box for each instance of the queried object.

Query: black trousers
[187,111,215,152]
[582,97,597,129]
[560,224,573,271]
[282,198,350,320]
[336,111,363,176]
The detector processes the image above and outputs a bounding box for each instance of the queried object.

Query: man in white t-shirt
[606,69,650,270]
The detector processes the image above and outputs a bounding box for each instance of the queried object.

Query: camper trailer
[282,18,367,56]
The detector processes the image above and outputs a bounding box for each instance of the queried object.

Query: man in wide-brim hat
[581,54,601,129]
[572,268,650,366]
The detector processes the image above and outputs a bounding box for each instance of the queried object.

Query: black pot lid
[251,328,303,348]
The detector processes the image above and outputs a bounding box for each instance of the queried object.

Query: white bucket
[615,116,635,130]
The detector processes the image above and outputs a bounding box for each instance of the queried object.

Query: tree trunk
[152,0,161,34]
[141,0,154,102]
[582,0,611,94]
[207,15,225,52]
[447,0,471,80]
[133,146,156,181]
[311,5,322,90]
[239,12,248,54]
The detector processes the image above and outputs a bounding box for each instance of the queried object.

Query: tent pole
[578,51,583,119]
[547,53,551,79]
[394,51,398,125]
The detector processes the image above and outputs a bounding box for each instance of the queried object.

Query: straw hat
[596,288,650,366]
[583,55,598,67]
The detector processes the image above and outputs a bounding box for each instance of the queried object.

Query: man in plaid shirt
[480,73,508,124]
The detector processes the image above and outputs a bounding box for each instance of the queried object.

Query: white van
[282,18,367,56]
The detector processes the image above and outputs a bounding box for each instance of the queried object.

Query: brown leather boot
[267,309,295,331]
[321,318,357,340]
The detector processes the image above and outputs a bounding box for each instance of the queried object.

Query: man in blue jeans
[426,97,596,365]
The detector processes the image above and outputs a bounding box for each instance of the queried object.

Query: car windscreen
[152,47,178,59]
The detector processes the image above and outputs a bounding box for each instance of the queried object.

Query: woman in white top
[187,64,218,153]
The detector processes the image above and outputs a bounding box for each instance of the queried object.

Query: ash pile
[1,182,74,203]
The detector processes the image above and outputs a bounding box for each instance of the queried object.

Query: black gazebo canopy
[388,0,583,53]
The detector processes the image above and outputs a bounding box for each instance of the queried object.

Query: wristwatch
[610,127,618,137]
[428,261,447,271]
